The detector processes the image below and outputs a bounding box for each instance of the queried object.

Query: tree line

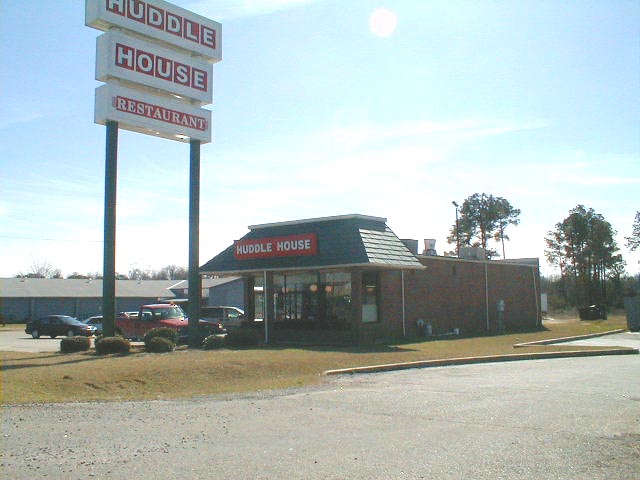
[16,263,188,281]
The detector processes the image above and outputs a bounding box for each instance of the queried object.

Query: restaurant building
[201,214,541,344]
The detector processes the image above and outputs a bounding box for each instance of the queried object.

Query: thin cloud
[321,118,548,150]
[188,0,323,20]
[0,111,46,130]
[553,175,640,186]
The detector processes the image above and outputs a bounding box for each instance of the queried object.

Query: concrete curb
[322,347,638,376]
[513,329,627,348]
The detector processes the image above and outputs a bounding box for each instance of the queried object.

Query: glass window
[252,275,264,321]
[270,270,352,329]
[322,272,352,329]
[362,271,379,323]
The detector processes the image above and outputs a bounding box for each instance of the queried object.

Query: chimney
[401,239,419,255]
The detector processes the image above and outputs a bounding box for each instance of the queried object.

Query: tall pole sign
[86,0,221,343]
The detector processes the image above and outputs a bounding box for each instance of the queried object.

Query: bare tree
[19,260,62,278]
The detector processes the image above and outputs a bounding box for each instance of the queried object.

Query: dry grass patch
[1,313,630,404]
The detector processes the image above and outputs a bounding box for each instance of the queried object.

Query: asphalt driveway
[3,354,639,479]
[558,331,640,349]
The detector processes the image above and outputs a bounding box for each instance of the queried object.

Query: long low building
[0,277,240,322]
[201,214,541,344]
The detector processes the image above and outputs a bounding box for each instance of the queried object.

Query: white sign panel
[96,31,213,105]
[95,83,211,143]
[86,0,222,63]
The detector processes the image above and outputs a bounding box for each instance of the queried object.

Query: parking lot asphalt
[0,328,72,353]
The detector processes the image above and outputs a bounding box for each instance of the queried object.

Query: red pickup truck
[115,304,188,340]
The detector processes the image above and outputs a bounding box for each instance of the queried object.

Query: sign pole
[102,120,118,337]
[188,139,202,347]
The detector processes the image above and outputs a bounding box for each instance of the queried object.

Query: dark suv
[26,315,95,339]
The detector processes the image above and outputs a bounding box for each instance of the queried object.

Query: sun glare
[369,8,397,38]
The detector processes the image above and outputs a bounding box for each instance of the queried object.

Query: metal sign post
[102,120,118,338]
[188,139,202,347]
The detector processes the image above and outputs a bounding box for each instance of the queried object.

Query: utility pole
[452,201,460,257]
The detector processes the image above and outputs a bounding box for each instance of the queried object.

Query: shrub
[226,328,261,348]
[201,334,225,350]
[143,327,180,345]
[145,336,174,353]
[60,336,91,353]
[95,336,131,355]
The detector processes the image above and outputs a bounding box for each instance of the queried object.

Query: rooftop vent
[459,246,486,260]
[423,239,437,256]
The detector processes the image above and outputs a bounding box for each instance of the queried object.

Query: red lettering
[127,0,145,23]
[155,56,172,80]
[184,19,199,43]
[174,63,190,86]
[166,13,182,36]
[234,234,317,259]
[201,27,215,49]
[191,68,206,91]
[135,50,154,74]
[146,5,164,30]
[115,43,135,70]
[107,0,125,15]
[103,0,218,56]
[113,95,207,131]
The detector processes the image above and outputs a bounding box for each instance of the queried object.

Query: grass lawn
[0,312,631,405]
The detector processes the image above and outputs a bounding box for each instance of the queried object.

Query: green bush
[145,336,175,353]
[143,327,180,345]
[226,328,261,348]
[95,336,131,355]
[201,334,225,350]
[60,336,91,353]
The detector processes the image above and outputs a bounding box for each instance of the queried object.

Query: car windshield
[155,306,184,319]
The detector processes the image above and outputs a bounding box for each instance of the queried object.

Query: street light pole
[452,201,460,257]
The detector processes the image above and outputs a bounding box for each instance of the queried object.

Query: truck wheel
[31,329,40,339]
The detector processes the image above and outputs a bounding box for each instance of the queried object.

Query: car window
[140,309,153,321]
[227,309,241,319]
[202,307,222,318]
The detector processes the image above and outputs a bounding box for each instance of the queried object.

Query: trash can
[578,304,607,320]
[623,296,640,332]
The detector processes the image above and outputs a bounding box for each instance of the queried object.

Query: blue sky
[1,0,638,278]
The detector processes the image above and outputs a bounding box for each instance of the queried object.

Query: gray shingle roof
[360,228,423,266]
[0,278,178,298]
[200,214,424,273]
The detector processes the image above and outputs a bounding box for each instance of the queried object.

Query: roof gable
[200,214,423,273]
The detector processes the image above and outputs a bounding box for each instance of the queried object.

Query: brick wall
[359,257,541,342]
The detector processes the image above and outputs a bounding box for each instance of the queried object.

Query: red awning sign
[234,234,318,260]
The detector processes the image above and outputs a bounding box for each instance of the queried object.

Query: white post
[263,271,269,344]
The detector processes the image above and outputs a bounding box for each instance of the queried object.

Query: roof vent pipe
[423,239,437,256]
